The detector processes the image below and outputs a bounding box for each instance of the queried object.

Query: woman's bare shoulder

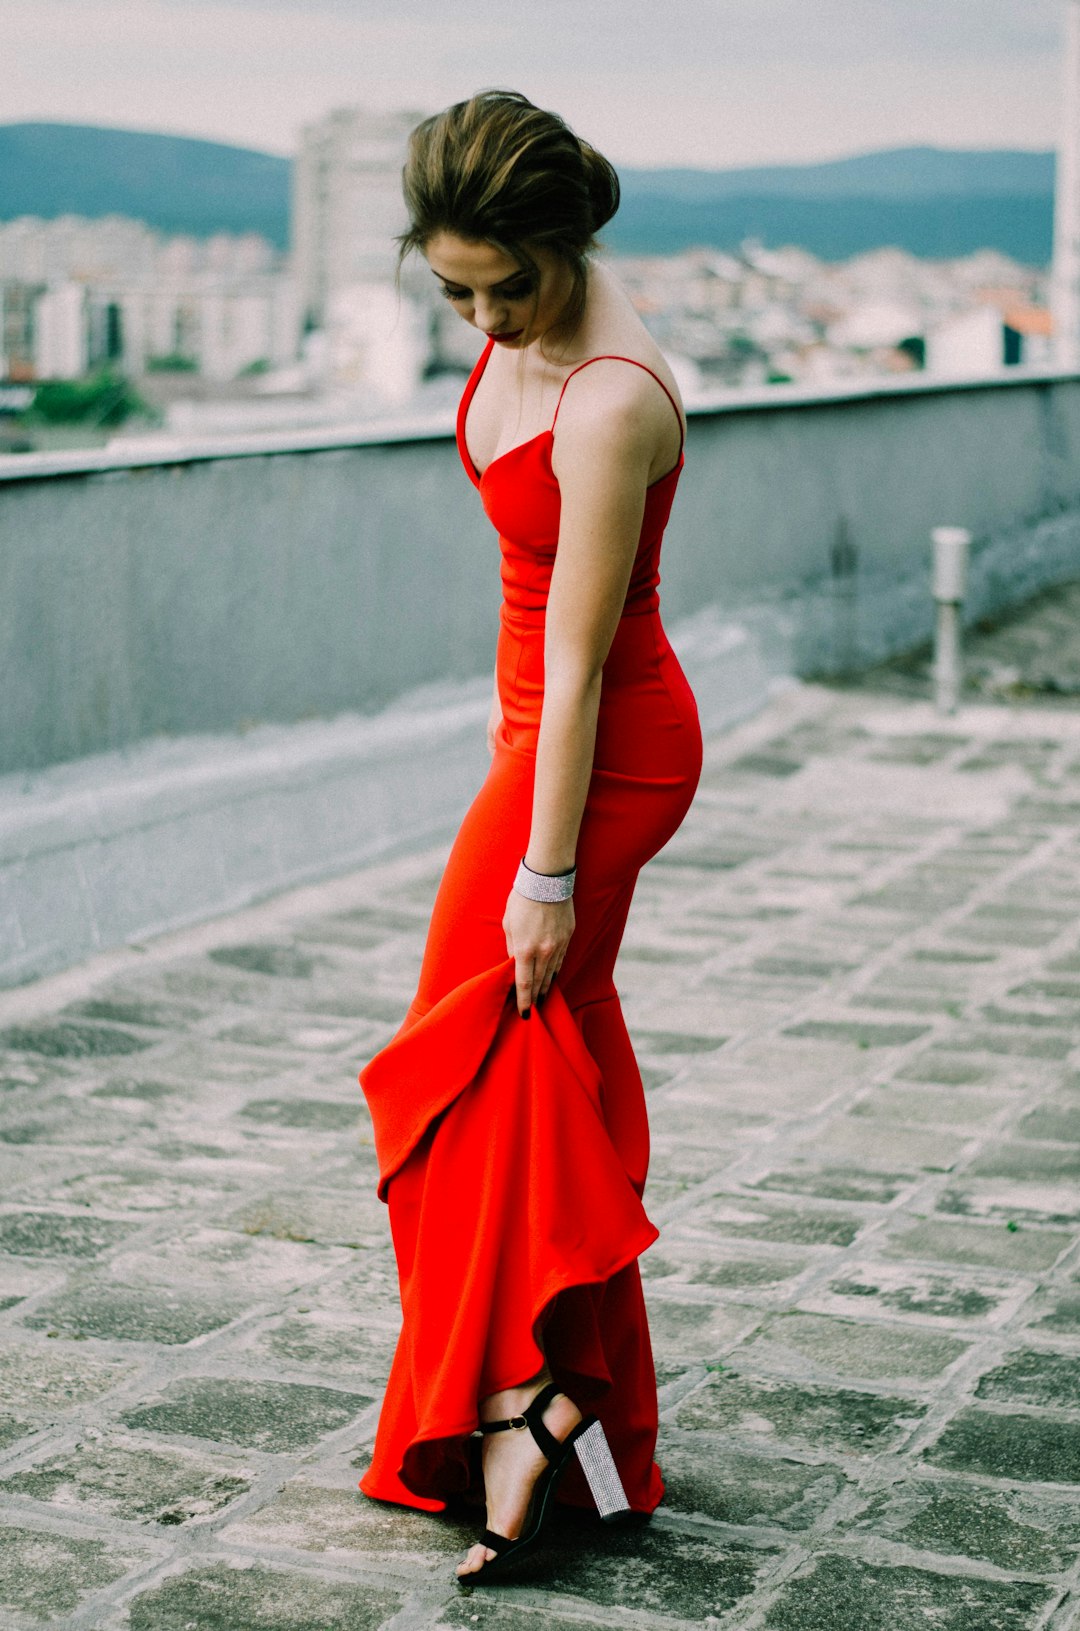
[558,353,677,424]
[553,345,686,454]
[550,358,683,492]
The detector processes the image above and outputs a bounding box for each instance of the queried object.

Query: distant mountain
[0,123,1055,266]
[610,147,1053,262]
[620,148,1053,202]
[606,190,1051,264]
[0,124,290,244]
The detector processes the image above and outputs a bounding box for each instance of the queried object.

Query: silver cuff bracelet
[513,857,576,903]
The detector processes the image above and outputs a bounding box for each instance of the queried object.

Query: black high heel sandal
[457,1380,630,1584]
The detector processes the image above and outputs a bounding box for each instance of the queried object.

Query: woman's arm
[502,367,660,1017]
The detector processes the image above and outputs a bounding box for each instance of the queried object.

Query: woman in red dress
[358,89,703,1582]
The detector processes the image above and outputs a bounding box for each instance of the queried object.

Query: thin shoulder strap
[551,354,685,456]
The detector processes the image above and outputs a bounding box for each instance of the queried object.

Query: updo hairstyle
[397,89,620,342]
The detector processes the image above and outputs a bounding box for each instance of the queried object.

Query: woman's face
[423,231,576,351]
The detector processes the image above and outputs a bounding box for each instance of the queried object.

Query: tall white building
[292,107,425,330]
[34,283,88,379]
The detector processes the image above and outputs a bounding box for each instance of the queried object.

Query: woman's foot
[455,1376,582,1578]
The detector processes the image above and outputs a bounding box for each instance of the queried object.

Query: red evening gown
[357,339,703,1516]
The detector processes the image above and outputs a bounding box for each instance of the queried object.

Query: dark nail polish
[522,1007,531,1020]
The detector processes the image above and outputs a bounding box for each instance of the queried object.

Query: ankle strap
[478,1381,563,1462]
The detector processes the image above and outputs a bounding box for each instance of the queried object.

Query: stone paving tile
[0,1433,254,1526]
[747,1166,919,1206]
[15,1160,270,1217]
[640,1234,812,1296]
[450,1511,783,1623]
[974,1348,1080,1409]
[735,1311,970,1384]
[0,1259,62,1319]
[929,1025,1074,1060]
[116,1563,404,1631]
[214,1184,388,1251]
[658,1442,850,1531]
[119,1377,373,1454]
[895,1049,1031,1086]
[779,1018,930,1049]
[0,1341,140,1415]
[20,1284,249,1346]
[844,1472,1080,1574]
[761,1554,1051,1630]
[1016,1101,1080,1142]
[643,1293,763,1362]
[696,1193,873,1249]
[0,1523,158,1626]
[106,1225,356,1295]
[970,1141,1080,1183]
[0,1210,139,1260]
[0,1415,43,1452]
[228,1312,397,1391]
[924,1406,1080,1484]
[880,1215,1073,1272]
[222,1474,476,1567]
[674,1055,853,1118]
[0,1022,156,1060]
[8,627,1080,1624]
[431,1599,631,1631]
[1024,1291,1080,1337]
[675,1370,927,1458]
[800,1260,1032,1327]
[0,1097,157,1151]
[848,1082,1016,1129]
[779,1114,971,1174]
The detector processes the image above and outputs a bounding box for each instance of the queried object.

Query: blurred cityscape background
[0,83,1059,451]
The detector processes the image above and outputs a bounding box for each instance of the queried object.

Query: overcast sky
[5,0,1062,169]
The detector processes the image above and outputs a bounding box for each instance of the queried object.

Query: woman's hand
[503,889,575,1016]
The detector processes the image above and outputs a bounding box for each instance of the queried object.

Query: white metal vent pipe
[932,526,971,715]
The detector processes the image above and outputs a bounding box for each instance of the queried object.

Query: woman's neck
[521,261,614,375]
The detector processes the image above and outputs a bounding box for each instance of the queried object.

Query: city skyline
[4,0,1062,170]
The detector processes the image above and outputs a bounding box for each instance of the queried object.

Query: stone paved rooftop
[3,584,1080,1629]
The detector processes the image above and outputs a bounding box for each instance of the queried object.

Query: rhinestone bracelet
[513,856,576,903]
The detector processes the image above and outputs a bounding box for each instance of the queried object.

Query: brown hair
[397,89,620,345]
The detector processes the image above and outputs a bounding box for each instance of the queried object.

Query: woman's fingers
[517,954,564,1013]
[541,952,567,991]
[503,891,574,1015]
[515,955,535,1017]
[538,958,561,1000]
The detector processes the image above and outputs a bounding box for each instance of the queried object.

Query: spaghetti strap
[551,355,685,457]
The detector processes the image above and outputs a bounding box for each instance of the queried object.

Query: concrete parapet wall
[3,367,1080,986]
[3,368,1080,779]
[0,678,489,989]
[1,431,497,778]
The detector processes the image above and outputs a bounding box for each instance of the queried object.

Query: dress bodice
[456,339,684,621]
